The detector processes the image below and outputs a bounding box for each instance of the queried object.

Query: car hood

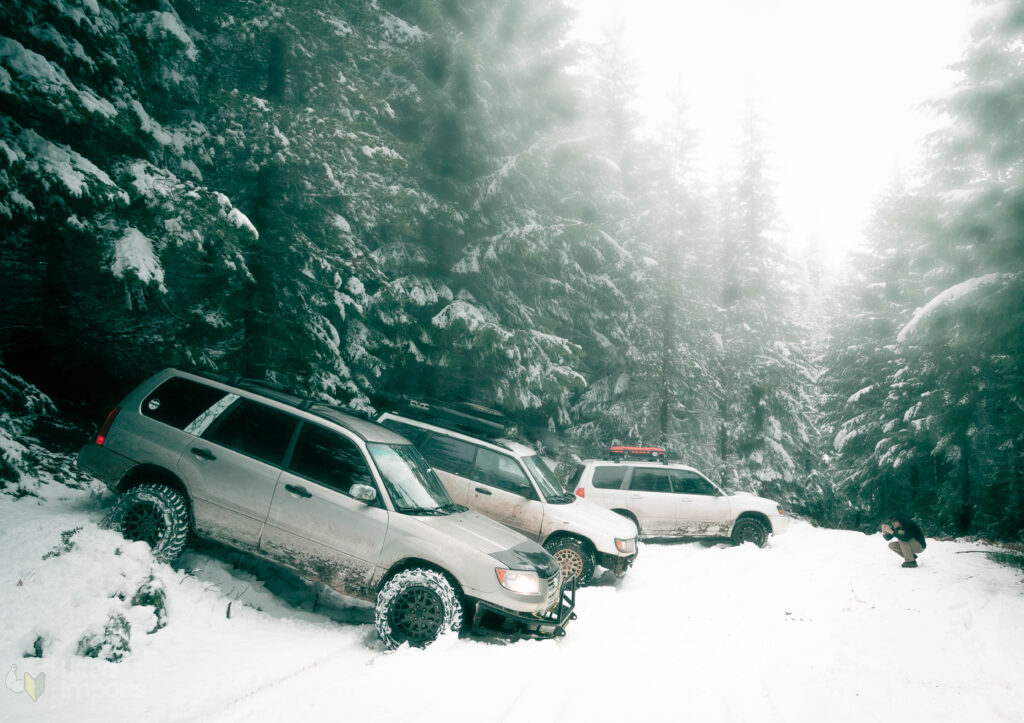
[728,491,782,514]
[411,508,539,555]
[543,496,638,538]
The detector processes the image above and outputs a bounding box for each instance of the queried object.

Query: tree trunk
[243,33,287,380]
[958,434,971,534]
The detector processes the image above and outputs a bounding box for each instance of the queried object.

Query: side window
[672,471,718,496]
[474,448,533,497]
[141,377,227,430]
[419,434,477,477]
[591,466,628,490]
[203,398,297,467]
[628,467,671,493]
[287,423,377,503]
[378,418,431,446]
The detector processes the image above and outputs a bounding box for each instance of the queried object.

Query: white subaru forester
[569,456,789,547]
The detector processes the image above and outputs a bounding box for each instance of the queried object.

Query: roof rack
[231,377,308,407]
[609,445,668,463]
[396,397,516,440]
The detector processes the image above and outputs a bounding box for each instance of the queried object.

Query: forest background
[2,0,1023,540]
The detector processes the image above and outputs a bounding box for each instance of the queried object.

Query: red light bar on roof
[609,445,666,459]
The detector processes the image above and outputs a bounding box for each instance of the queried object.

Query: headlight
[495,568,540,595]
[615,537,636,554]
[777,505,785,516]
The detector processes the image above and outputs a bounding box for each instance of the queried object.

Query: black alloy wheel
[389,585,445,645]
[121,501,167,547]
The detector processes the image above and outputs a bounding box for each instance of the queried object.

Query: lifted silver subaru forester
[77,369,574,648]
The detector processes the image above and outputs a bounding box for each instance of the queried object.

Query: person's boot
[902,560,917,568]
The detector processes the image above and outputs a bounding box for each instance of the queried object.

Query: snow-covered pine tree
[366,0,624,431]
[714,106,818,504]
[895,0,1024,536]
[821,185,943,526]
[0,0,254,404]
[178,0,464,407]
[823,0,1024,539]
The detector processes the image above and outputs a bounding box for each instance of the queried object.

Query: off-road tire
[544,536,595,587]
[731,517,769,548]
[375,568,462,649]
[107,484,191,562]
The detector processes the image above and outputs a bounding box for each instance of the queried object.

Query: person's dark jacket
[883,516,926,549]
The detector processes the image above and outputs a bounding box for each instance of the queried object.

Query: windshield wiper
[402,502,466,516]
[402,506,446,516]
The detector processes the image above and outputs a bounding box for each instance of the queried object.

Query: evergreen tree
[714,106,818,502]
[823,0,1024,538]
[0,0,254,404]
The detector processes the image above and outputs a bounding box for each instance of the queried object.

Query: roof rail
[231,376,307,407]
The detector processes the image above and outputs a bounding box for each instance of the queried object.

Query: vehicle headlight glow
[495,568,541,595]
[615,537,636,554]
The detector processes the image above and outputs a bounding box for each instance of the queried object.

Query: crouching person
[881,515,926,568]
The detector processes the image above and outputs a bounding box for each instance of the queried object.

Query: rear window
[378,418,431,446]
[418,434,477,477]
[591,465,628,489]
[141,377,227,430]
[203,398,298,467]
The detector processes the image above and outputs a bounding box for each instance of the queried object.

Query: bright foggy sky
[572,0,978,266]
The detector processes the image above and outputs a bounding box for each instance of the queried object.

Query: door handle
[629,494,642,499]
[191,447,216,461]
[285,484,312,499]
[474,487,492,496]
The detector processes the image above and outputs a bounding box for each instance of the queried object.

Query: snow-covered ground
[2,477,1023,723]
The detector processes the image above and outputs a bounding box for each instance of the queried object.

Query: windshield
[521,454,570,502]
[368,443,458,514]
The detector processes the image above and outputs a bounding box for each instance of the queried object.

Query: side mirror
[516,481,537,499]
[350,483,377,504]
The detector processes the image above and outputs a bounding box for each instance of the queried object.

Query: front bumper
[769,515,790,535]
[597,549,638,576]
[472,576,577,638]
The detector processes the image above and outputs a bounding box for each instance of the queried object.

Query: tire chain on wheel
[107,484,191,562]
[375,568,462,650]
[544,536,595,587]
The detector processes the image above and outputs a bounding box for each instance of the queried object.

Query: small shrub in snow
[42,526,83,560]
[76,613,132,663]
[130,575,168,633]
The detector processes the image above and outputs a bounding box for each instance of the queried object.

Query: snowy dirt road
[2,481,1023,723]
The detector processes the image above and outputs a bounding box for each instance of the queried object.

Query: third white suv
[377,409,638,586]
[569,458,788,547]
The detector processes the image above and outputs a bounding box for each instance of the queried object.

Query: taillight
[96,407,121,446]
[575,487,584,498]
